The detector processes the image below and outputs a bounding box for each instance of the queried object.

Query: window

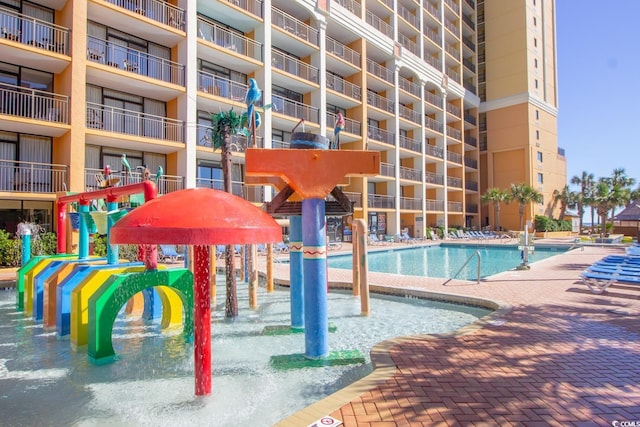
[535,109,539,120]
[536,130,540,140]
[533,38,537,48]
[533,17,537,26]
[534,79,538,89]
[537,151,543,162]
[534,58,538,69]
[537,173,544,184]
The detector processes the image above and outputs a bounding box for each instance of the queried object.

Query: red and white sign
[307,415,342,427]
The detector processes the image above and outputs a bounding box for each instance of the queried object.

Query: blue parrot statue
[120,153,131,176]
[245,78,261,127]
[156,165,163,183]
[333,112,345,149]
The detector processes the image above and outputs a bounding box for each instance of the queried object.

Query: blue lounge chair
[159,245,184,263]
[369,234,391,245]
[581,269,640,294]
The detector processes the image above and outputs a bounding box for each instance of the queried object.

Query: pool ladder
[447,250,481,284]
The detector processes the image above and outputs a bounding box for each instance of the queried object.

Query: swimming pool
[329,244,567,280]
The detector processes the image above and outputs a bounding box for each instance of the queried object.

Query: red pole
[193,244,212,395]
[57,201,67,254]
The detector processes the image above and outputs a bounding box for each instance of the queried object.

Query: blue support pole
[106,202,118,264]
[21,229,31,266]
[302,198,328,359]
[79,204,90,260]
[289,215,304,330]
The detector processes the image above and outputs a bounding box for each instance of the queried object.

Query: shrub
[534,215,572,232]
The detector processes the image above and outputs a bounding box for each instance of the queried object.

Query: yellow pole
[352,221,360,296]
[249,244,258,309]
[266,243,274,292]
[355,219,370,315]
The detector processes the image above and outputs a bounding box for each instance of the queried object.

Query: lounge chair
[159,245,184,263]
[456,230,470,239]
[402,231,420,243]
[581,269,640,294]
[369,234,391,245]
[429,231,440,241]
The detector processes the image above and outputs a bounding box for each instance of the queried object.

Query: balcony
[426,144,444,159]
[380,162,395,178]
[425,116,443,134]
[86,103,184,143]
[464,156,478,169]
[367,91,394,114]
[400,197,421,210]
[367,59,394,85]
[445,19,460,38]
[446,102,461,117]
[399,166,420,182]
[87,36,185,86]
[447,151,462,164]
[399,105,420,124]
[198,73,248,102]
[272,96,319,124]
[466,203,478,214]
[447,176,463,188]
[326,36,361,69]
[399,135,421,153]
[464,112,477,126]
[197,18,262,62]
[196,124,263,151]
[463,58,476,73]
[447,126,462,141]
[0,159,67,194]
[343,191,362,208]
[398,33,418,56]
[85,168,183,195]
[272,7,318,46]
[220,0,263,18]
[424,52,441,71]
[398,4,418,29]
[398,76,420,98]
[425,2,440,22]
[326,73,362,103]
[426,199,445,211]
[465,135,477,147]
[0,82,69,131]
[462,36,475,51]
[366,11,393,39]
[462,14,475,30]
[444,0,460,14]
[368,194,395,209]
[272,49,319,88]
[334,0,361,17]
[326,112,361,137]
[196,177,244,198]
[367,125,395,146]
[448,201,463,212]
[103,0,185,30]
[425,171,444,185]
[465,180,478,191]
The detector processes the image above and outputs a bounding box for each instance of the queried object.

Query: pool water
[0,279,490,427]
[329,244,566,280]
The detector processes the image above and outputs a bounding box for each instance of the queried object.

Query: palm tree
[570,171,594,232]
[552,184,575,221]
[603,168,636,221]
[592,179,626,237]
[480,188,510,231]
[509,183,543,231]
[211,109,243,318]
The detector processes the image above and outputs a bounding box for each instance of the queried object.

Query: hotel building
[0,0,564,239]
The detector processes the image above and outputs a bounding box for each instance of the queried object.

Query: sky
[556,2,640,190]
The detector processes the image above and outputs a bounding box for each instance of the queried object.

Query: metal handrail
[449,250,481,284]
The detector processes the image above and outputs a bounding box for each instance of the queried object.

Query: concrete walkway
[275,243,640,426]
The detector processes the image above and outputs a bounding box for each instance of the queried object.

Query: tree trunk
[519,205,525,231]
[221,132,238,318]
[494,203,501,231]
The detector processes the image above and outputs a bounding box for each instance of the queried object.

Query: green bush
[534,215,572,232]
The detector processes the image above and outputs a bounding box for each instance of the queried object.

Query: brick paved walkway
[275,243,640,426]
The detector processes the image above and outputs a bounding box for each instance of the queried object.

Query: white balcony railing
[0,82,69,124]
[1,159,67,193]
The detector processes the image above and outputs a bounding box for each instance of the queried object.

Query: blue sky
[556,1,640,189]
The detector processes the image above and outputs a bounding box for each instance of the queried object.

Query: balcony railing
[380,162,395,177]
[445,43,459,59]
[424,52,441,70]
[222,0,263,18]
[398,4,418,28]
[367,125,395,146]
[425,2,440,21]
[86,102,184,142]
[326,37,360,67]
[444,0,460,14]
[197,18,263,62]
[445,19,459,37]
[104,0,185,30]
[465,180,478,191]
[196,124,264,151]
[198,72,247,102]
[464,81,477,94]
[465,135,477,147]
[462,14,475,30]
[366,59,394,84]
[0,82,69,124]
[343,191,362,208]
[399,105,420,123]
[462,36,475,51]
[447,176,463,188]
[400,197,421,210]
[426,144,444,158]
[446,102,461,117]
[87,36,185,85]
[398,33,418,56]
[423,25,439,45]
[367,91,394,113]
[326,73,361,101]
[398,76,420,97]
[366,11,393,39]
[272,7,318,45]
[447,126,462,141]
[466,203,478,213]
[196,177,244,198]
[463,58,476,73]
[425,116,443,133]
[272,96,319,123]
[368,194,395,209]
[448,201,463,212]
[464,112,477,125]
[399,166,420,181]
[447,151,462,164]
[425,91,442,108]
[464,156,478,169]
[1,159,67,193]
[84,168,183,194]
[334,0,361,17]
[272,50,319,83]
[0,6,69,54]
[399,135,421,153]
[426,199,445,211]
[425,171,444,185]
[446,68,460,83]
[326,112,361,136]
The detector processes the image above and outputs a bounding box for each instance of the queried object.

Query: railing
[326,73,361,100]
[84,168,183,194]
[399,105,420,123]
[368,194,395,209]
[326,37,360,67]
[399,166,420,181]
[198,72,248,103]
[222,0,263,18]
[425,116,443,133]
[326,112,361,136]
[464,112,477,125]
[465,180,478,191]
[465,135,477,147]
[444,0,460,14]
[366,59,394,84]
[398,33,418,56]
[426,199,444,211]
[447,151,462,164]
[445,19,459,37]
[462,13,475,30]
[447,176,463,188]
[197,18,263,62]
[462,36,475,51]
[423,25,439,45]
[195,177,244,198]
[466,203,478,213]
[86,102,184,143]
[558,147,566,157]
[272,96,319,123]
[87,36,185,86]
[425,171,444,185]
[398,76,420,97]
[104,0,185,30]
[464,157,478,169]
[367,125,395,146]
[400,197,421,210]
[0,6,69,54]
[465,0,475,9]
[272,50,319,83]
[343,191,362,208]
[464,81,477,94]
[448,201,463,212]
[196,124,264,151]
[1,159,67,193]
[380,162,395,177]
[399,135,421,153]
[367,91,394,113]
[463,58,476,73]
[425,91,442,107]
[425,144,444,158]
[445,43,459,59]
[271,139,290,149]
[334,0,361,17]
[0,82,69,124]
[365,11,393,39]
[446,102,461,117]
[447,126,462,140]
[272,7,318,45]
[446,68,460,83]
[447,250,481,285]
[424,52,441,70]
[425,2,440,21]
[398,4,418,28]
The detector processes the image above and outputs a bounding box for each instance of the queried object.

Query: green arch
[87,269,194,365]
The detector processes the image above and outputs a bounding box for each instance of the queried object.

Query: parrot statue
[156,165,163,183]
[120,153,131,176]
[333,112,345,149]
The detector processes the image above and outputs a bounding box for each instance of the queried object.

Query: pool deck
[2,240,639,426]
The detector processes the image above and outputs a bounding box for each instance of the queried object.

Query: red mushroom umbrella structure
[110,188,282,395]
